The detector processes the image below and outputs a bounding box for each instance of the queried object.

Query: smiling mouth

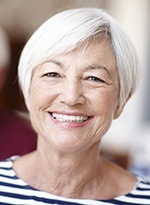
[50,113,90,123]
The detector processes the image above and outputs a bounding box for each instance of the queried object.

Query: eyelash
[42,72,60,78]
[87,76,105,83]
[42,73,106,84]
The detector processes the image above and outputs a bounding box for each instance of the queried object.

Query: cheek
[90,90,119,140]
[91,88,119,114]
[29,82,61,133]
[29,83,48,130]
[30,82,56,108]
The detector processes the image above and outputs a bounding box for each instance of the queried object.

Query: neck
[13,137,137,200]
[30,138,103,198]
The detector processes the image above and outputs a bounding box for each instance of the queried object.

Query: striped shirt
[0,157,150,205]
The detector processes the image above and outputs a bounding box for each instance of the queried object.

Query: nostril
[59,90,86,106]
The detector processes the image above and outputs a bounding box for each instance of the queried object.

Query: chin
[51,136,86,154]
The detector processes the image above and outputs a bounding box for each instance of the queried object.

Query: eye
[87,76,105,83]
[42,72,60,78]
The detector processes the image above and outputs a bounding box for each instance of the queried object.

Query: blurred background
[0,0,150,178]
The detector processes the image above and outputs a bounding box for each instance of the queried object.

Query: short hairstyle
[18,8,140,107]
[0,26,10,68]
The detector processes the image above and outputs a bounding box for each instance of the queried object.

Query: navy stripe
[126,193,150,199]
[141,181,150,185]
[100,199,147,205]
[0,181,30,189]
[0,167,12,171]
[0,191,84,205]
[0,174,16,179]
[137,187,150,191]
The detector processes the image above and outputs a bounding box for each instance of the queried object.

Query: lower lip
[49,114,92,128]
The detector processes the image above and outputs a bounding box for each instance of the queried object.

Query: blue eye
[88,76,105,83]
[43,72,60,78]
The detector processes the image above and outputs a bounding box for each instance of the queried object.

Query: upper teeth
[52,113,88,122]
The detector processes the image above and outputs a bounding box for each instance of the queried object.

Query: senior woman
[0,7,150,205]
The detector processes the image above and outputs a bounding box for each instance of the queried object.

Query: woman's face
[29,37,121,153]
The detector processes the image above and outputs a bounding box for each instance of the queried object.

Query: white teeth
[52,113,88,122]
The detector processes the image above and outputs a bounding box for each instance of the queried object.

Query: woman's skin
[13,36,137,200]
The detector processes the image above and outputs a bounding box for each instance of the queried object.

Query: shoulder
[0,156,19,177]
[134,177,150,192]
[0,157,13,170]
[116,177,150,204]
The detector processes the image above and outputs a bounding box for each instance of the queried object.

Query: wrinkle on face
[29,35,120,154]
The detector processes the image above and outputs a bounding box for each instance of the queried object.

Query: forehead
[74,36,115,60]
[49,36,117,72]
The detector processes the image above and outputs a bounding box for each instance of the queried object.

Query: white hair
[0,26,10,68]
[18,8,140,107]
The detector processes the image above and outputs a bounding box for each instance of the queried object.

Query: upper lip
[48,111,92,117]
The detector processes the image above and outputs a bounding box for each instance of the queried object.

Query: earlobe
[113,91,133,119]
[21,86,30,111]
[113,104,124,119]
[25,97,30,111]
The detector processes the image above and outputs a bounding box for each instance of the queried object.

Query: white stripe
[0,183,105,205]
[0,194,113,205]
[0,175,27,186]
[117,195,150,204]
[0,169,16,177]
[132,189,150,195]
[0,161,12,168]
[138,182,150,189]
[0,195,47,205]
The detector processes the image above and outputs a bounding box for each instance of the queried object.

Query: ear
[113,91,133,119]
[24,96,30,111]
[113,104,125,119]
[21,86,30,111]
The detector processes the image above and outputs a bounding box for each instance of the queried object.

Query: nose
[59,79,85,106]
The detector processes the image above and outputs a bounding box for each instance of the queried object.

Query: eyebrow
[46,59,64,68]
[46,60,111,76]
[85,64,110,74]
